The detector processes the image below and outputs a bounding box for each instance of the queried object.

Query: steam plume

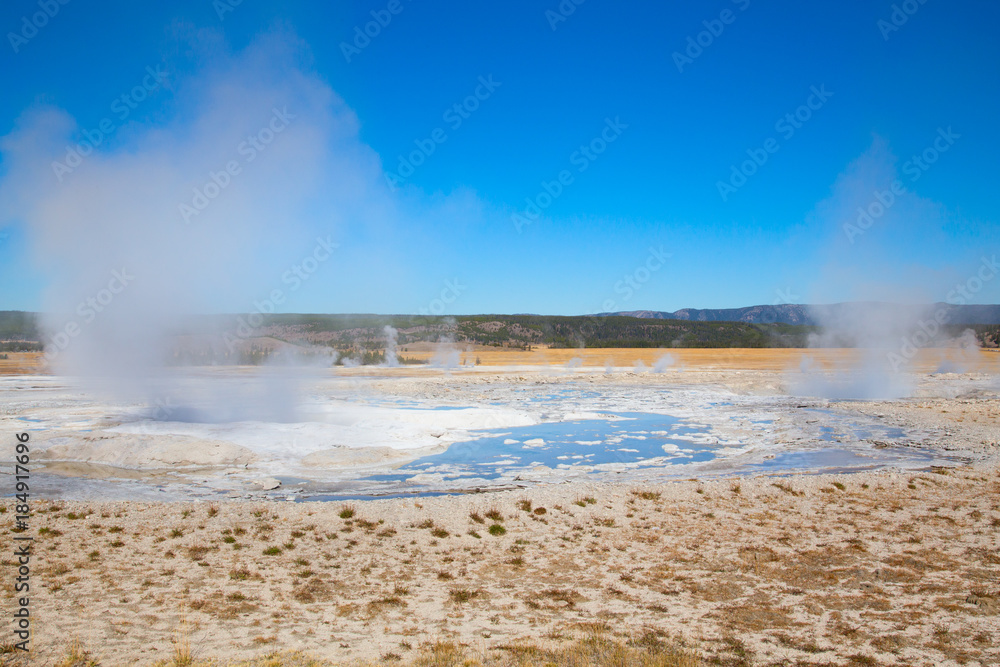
[0,28,476,419]
[383,325,399,367]
[791,137,988,399]
[652,353,677,373]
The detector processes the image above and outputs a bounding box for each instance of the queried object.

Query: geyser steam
[789,137,990,399]
[0,29,416,420]
[383,325,399,367]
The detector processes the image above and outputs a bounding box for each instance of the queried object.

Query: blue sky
[1,0,998,315]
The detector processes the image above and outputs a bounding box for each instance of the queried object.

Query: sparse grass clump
[377,636,698,667]
[262,546,282,556]
[293,577,332,604]
[488,524,506,536]
[53,640,99,667]
[448,588,482,603]
[338,505,355,519]
[187,545,211,561]
[355,518,379,531]
[574,496,597,507]
[484,507,504,522]
[469,510,484,524]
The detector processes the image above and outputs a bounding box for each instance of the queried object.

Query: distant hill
[601,303,1000,326]
[3,306,998,361]
[0,311,816,357]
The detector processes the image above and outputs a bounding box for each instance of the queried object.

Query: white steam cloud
[791,303,924,399]
[790,137,989,399]
[652,353,677,373]
[934,329,981,374]
[383,325,399,367]
[0,28,473,419]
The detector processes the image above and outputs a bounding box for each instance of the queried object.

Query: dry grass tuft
[292,577,332,604]
[53,639,99,667]
[448,587,483,603]
[484,506,504,522]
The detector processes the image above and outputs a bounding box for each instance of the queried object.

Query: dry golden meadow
[5,348,999,376]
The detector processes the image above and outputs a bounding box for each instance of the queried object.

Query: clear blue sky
[1,0,997,315]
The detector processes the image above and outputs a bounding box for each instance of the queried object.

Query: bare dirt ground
[3,465,999,666]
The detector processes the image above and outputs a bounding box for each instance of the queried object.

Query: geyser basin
[296,409,964,497]
[3,368,986,501]
[356,412,715,487]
